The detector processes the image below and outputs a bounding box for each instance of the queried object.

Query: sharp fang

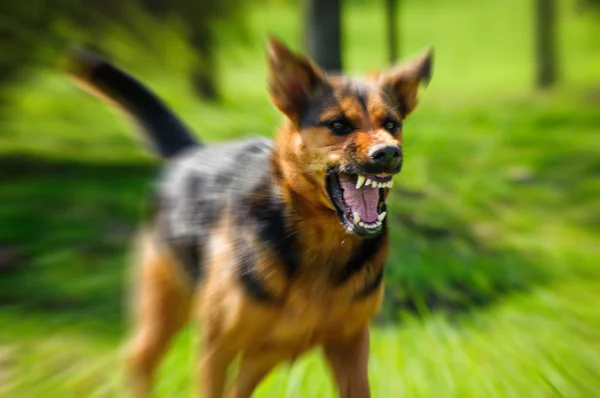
[365,178,373,187]
[353,212,361,223]
[355,175,366,189]
[378,212,387,221]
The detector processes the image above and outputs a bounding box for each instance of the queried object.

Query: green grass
[0,0,599,396]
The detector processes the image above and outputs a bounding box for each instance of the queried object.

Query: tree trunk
[303,0,342,72]
[386,0,399,65]
[189,29,219,100]
[535,0,558,88]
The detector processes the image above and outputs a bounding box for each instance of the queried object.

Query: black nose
[368,144,402,169]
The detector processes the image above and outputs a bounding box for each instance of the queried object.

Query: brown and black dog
[64,37,432,398]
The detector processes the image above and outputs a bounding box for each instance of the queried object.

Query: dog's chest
[264,280,381,350]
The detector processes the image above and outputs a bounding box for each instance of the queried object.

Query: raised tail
[62,48,200,159]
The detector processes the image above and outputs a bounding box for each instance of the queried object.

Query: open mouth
[326,172,393,238]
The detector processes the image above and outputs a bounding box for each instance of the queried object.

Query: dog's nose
[368,144,402,170]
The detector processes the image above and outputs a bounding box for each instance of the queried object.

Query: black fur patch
[351,82,370,113]
[235,232,278,303]
[248,189,299,278]
[170,239,202,281]
[298,86,339,129]
[336,225,386,284]
[353,268,384,300]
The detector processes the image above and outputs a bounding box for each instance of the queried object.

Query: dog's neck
[271,122,364,273]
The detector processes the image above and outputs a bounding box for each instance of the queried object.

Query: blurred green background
[0,0,599,396]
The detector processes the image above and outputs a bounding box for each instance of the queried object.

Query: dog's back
[156,138,274,280]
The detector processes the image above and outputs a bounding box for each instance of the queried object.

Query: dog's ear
[267,36,327,120]
[379,48,433,118]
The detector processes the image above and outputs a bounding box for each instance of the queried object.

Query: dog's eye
[383,118,401,134]
[327,119,354,135]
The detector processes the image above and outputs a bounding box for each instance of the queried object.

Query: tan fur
[187,209,386,397]
[125,229,192,398]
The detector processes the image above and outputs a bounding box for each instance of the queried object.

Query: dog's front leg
[226,348,286,398]
[198,337,237,398]
[323,327,371,398]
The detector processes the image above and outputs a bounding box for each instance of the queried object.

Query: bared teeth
[377,180,393,189]
[378,212,387,221]
[353,212,361,223]
[355,175,366,189]
[357,176,395,189]
[362,220,382,230]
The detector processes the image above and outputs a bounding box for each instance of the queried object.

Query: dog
[64,37,432,398]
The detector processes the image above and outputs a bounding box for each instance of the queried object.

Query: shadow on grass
[0,155,158,337]
[380,217,547,323]
[378,187,550,323]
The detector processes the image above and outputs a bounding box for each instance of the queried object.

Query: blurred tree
[535,0,558,88]
[303,0,342,71]
[575,0,600,12]
[137,0,247,99]
[0,1,62,88]
[386,0,399,65]
[0,0,248,100]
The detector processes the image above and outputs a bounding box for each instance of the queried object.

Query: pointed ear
[379,48,433,117]
[266,36,327,120]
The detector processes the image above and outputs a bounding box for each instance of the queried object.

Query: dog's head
[268,37,432,238]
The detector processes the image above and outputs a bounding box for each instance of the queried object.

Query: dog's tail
[62,48,200,159]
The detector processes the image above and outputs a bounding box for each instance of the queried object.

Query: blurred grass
[0,0,599,396]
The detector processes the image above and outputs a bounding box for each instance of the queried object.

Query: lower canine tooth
[378,212,387,221]
[353,212,361,223]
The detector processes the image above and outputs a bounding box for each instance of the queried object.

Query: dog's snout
[368,144,402,169]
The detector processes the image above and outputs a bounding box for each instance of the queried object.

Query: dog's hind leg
[125,229,193,398]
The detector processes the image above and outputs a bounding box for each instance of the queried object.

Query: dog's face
[268,38,432,238]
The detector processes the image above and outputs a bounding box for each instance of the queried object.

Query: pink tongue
[339,176,380,223]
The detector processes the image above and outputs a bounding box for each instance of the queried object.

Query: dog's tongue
[339,175,379,223]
